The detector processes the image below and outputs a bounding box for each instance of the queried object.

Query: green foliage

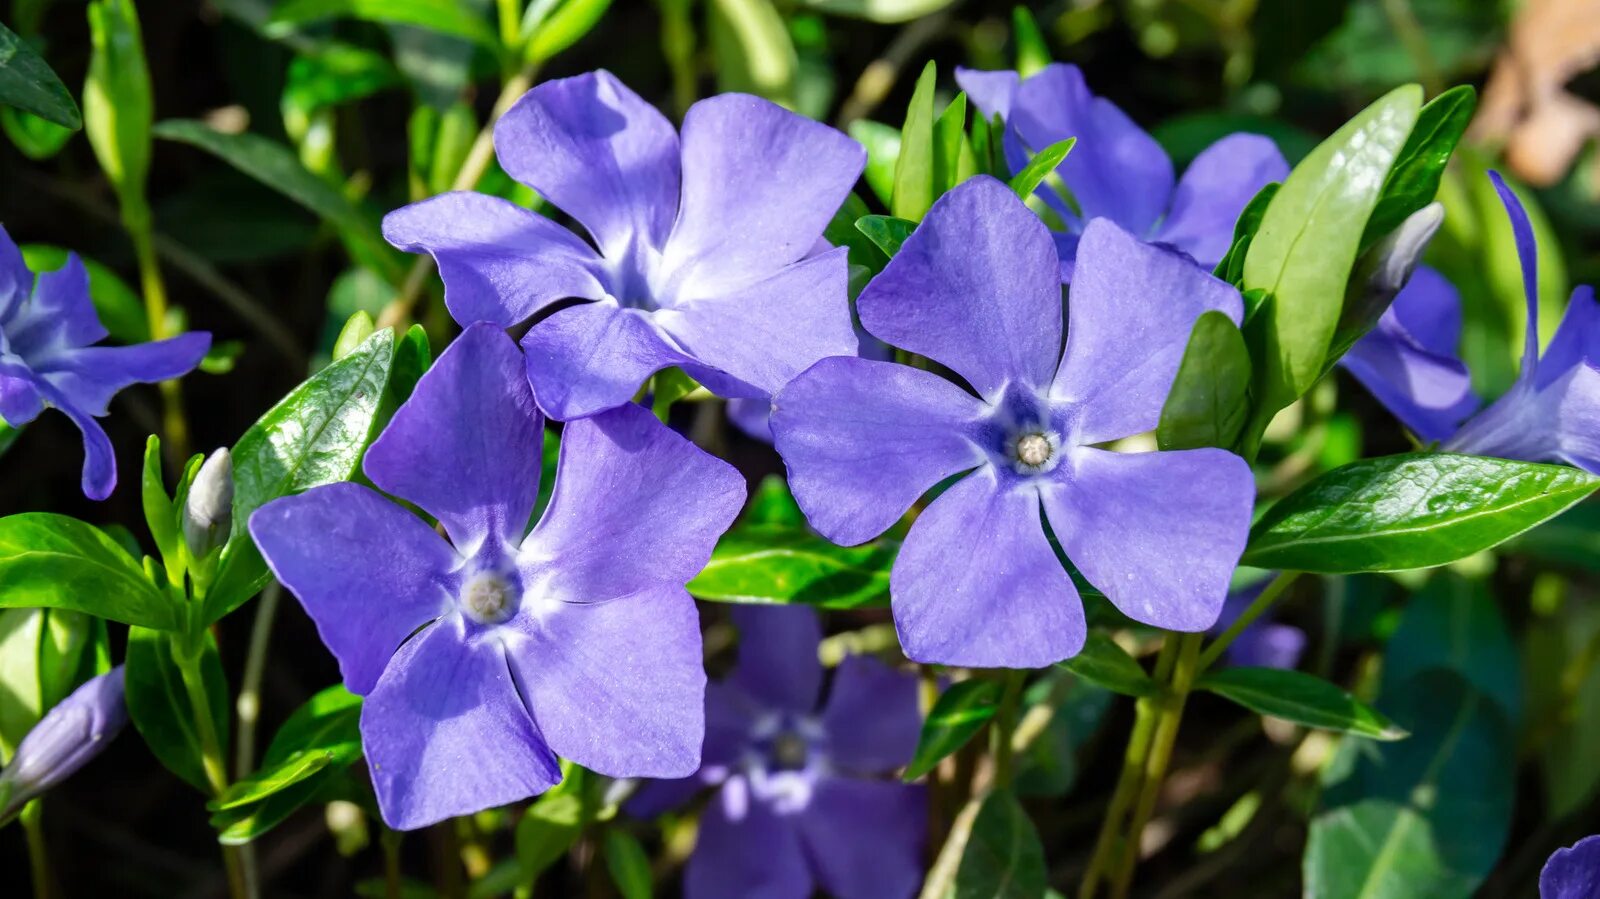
[954,789,1048,899]
[603,829,653,899]
[1056,632,1157,698]
[709,0,798,107]
[0,609,109,761]
[1243,454,1600,573]
[1007,138,1075,201]
[1385,573,1522,725]
[849,119,901,207]
[905,679,1003,781]
[0,513,176,629]
[125,626,230,792]
[525,0,614,64]
[688,525,895,609]
[1157,311,1252,452]
[1197,667,1406,739]
[268,0,500,48]
[855,214,918,259]
[800,0,955,23]
[84,0,153,211]
[1360,85,1475,251]
[0,21,81,129]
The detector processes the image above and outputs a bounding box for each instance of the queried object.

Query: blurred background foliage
[2,0,1600,897]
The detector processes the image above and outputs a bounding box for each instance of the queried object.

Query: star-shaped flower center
[460,571,520,625]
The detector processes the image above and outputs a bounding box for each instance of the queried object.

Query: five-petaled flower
[0,228,209,500]
[955,64,1288,278]
[1349,172,1600,471]
[771,176,1256,668]
[383,69,865,421]
[629,606,925,899]
[250,323,745,829]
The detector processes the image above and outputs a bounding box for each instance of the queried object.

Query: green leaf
[332,311,377,361]
[1243,453,1600,573]
[1360,85,1475,251]
[268,0,499,47]
[650,368,700,421]
[854,214,918,259]
[209,328,397,624]
[745,475,806,528]
[891,61,938,221]
[0,609,108,760]
[1214,182,1279,287]
[933,91,976,196]
[848,119,900,208]
[1197,667,1406,739]
[125,626,229,792]
[904,680,1002,781]
[1011,6,1051,77]
[526,0,613,64]
[1304,670,1514,899]
[688,525,895,609]
[1056,632,1157,698]
[1156,311,1252,452]
[0,21,81,128]
[84,0,153,204]
[1386,573,1521,726]
[1008,138,1074,201]
[516,765,590,881]
[152,120,402,283]
[708,0,797,107]
[1,106,74,160]
[282,42,402,116]
[953,789,1048,899]
[603,829,652,899]
[799,0,955,23]
[1015,672,1111,799]
[0,513,176,629]
[1241,85,1421,427]
[210,684,361,840]
[823,193,887,274]
[140,435,185,586]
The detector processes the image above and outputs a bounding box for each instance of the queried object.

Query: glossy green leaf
[1304,670,1513,899]
[268,0,498,47]
[1056,632,1157,698]
[209,329,397,624]
[1197,667,1406,739]
[688,525,895,609]
[823,193,886,273]
[1008,138,1074,201]
[745,476,806,528]
[953,789,1048,899]
[0,513,176,629]
[84,0,153,204]
[849,119,900,207]
[140,435,186,587]
[1243,453,1600,573]
[0,609,108,760]
[125,626,229,792]
[904,679,1002,782]
[855,215,918,260]
[152,120,402,283]
[933,91,976,196]
[1241,85,1420,425]
[1214,182,1278,288]
[1386,573,1520,725]
[210,683,361,839]
[891,61,937,221]
[527,0,613,63]
[0,21,80,128]
[1361,85,1475,251]
[1157,311,1252,452]
[603,829,652,899]
[800,0,954,23]
[1,106,73,159]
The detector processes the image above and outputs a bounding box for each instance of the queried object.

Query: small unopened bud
[0,667,127,821]
[183,448,233,560]
[1329,203,1445,360]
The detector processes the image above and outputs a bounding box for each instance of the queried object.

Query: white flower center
[460,572,518,624]
[1016,433,1052,466]
[1005,429,1062,474]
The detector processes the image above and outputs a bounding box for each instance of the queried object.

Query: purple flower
[955,64,1287,277]
[1349,172,1600,471]
[0,667,127,821]
[630,606,925,899]
[0,228,209,499]
[249,323,745,830]
[1210,580,1305,670]
[383,70,865,421]
[1541,834,1600,898]
[770,176,1256,668]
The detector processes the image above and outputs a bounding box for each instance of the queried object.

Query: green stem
[127,210,191,462]
[655,0,697,119]
[1109,633,1203,899]
[1079,640,1178,899]
[175,637,251,899]
[990,670,1026,789]
[377,64,540,330]
[234,583,280,778]
[1197,571,1300,672]
[382,828,404,899]
[21,800,53,899]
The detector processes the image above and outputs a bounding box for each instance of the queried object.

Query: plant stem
[1197,571,1301,672]
[235,583,280,778]
[21,800,54,899]
[376,64,540,330]
[128,211,191,462]
[1109,633,1204,899]
[990,669,1026,790]
[1079,639,1179,899]
[382,828,404,899]
[655,0,697,119]
[176,638,251,899]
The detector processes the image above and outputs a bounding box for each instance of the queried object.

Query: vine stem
[1109,633,1203,898]
[21,800,53,899]
[235,583,281,777]
[376,64,540,330]
[990,669,1026,789]
[176,635,252,899]
[382,828,404,899]
[128,212,191,462]
[1197,571,1301,672]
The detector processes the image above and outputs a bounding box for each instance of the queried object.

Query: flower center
[460,572,519,625]
[1004,428,1061,474]
[769,732,809,771]
[1016,433,1052,466]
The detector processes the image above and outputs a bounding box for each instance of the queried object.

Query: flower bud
[0,667,127,821]
[183,448,233,561]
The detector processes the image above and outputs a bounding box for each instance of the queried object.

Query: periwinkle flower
[955,64,1288,277]
[629,607,925,899]
[0,667,127,821]
[0,228,209,499]
[1350,172,1600,470]
[383,70,865,421]
[771,176,1256,668]
[1541,834,1600,898]
[249,323,745,829]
